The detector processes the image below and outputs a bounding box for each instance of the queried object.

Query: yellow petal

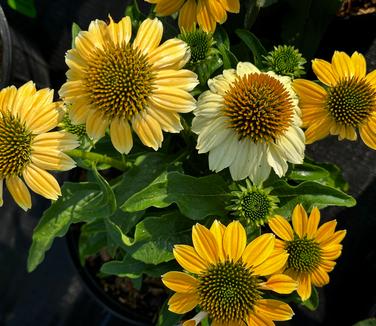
[133,18,163,55]
[173,245,208,274]
[242,233,275,269]
[320,230,346,248]
[304,119,332,144]
[321,244,342,260]
[208,0,227,24]
[149,86,196,113]
[178,0,197,31]
[252,252,288,276]
[132,111,163,150]
[221,0,240,12]
[293,79,327,105]
[27,102,62,134]
[320,259,336,272]
[22,164,61,200]
[222,220,246,262]
[148,38,190,70]
[315,220,337,243]
[306,207,321,239]
[248,312,274,326]
[31,150,76,171]
[12,81,37,118]
[154,0,185,16]
[147,108,183,133]
[108,16,132,46]
[86,109,109,141]
[255,299,294,321]
[360,122,376,150]
[110,118,133,154]
[69,99,91,124]
[311,266,329,287]
[209,220,226,262]
[162,271,199,293]
[331,51,355,79]
[155,69,198,92]
[32,131,79,151]
[312,59,339,86]
[296,273,312,301]
[259,274,297,294]
[268,215,294,241]
[291,204,308,238]
[0,85,17,114]
[168,292,199,314]
[351,51,366,78]
[365,69,376,86]
[0,179,3,207]
[192,223,219,264]
[6,176,31,211]
[197,0,216,33]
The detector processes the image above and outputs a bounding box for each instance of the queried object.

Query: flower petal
[255,299,294,321]
[331,51,355,79]
[197,0,216,32]
[259,274,297,294]
[6,176,31,211]
[210,220,226,262]
[292,204,308,238]
[268,215,294,241]
[223,220,246,262]
[252,251,289,276]
[248,312,274,326]
[23,164,61,200]
[242,233,275,269]
[132,111,163,150]
[173,244,208,274]
[155,69,199,92]
[86,109,109,141]
[178,0,197,31]
[168,292,199,314]
[315,220,337,243]
[110,117,133,154]
[293,79,327,104]
[133,18,163,55]
[312,59,339,86]
[296,273,312,301]
[192,223,219,264]
[351,51,366,78]
[306,207,321,239]
[31,150,76,171]
[311,266,329,287]
[162,271,199,293]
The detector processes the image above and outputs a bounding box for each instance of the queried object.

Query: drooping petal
[222,220,246,262]
[259,274,297,294]
[22,164,61,200]
[162,271,199,293]
[242,233,275,269]
[197,0,216,33]
[85,109,109,141]
[132,111,163,150]
[173,245,208,274]
[311,266,329,287]
[296,273,312,301]
[178,0,197,31]
[154,0,185,16]
[6,176,31,211]
[268,215,294,241]
[109,118,133,154]
[254,299,294,321]
[168,292,199,314]
[248,312,274,326]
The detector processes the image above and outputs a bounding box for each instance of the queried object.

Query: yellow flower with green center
[59,16,198,154]
[269,204,346,301]
[293,51,376,149]
[162,220,297,325]
[145,0,240,33]
[192,62,305,184]
[0,81,79,210]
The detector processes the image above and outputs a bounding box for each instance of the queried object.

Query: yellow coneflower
[162,220,297,325]
[145,0,240,33]
[293,51,376,149]
[269,204,346,301]
[0,81,79,210]
[59,16,198,154]
[192,62,305,184]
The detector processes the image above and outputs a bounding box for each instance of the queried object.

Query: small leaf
[235,29,267,67]
[71,22,81,48]
[7,0,36,17]
[122,171,229,219]
[302,286,319,311]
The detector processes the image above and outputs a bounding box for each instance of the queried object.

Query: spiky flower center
[240,191,272,225]
[197,260,262,323]
[263,45,306,78]
[326,76,376,127]
[85,42,154,120]
[0,112,33,178]
[224,73,294,142]
[286,237,321,273]
[61,112,86,138]
[179,29,212,63]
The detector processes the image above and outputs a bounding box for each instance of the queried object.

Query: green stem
[66,149,132,171]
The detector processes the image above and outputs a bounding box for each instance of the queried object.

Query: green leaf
[287,162,330,181]
[217,43,238,69]
[353,319,376,326]
[157,301,182,326]
[79,220,107,265]
[124,0,144,30]
[213,26,230,49]
[270,180,356,217]
[100,255,177,278]
[71,22,81,48]
[123,171,229,219]
[194,54,223,85]
[302,286,319,311]
[7,0,36,17]
[235,29,267,68]
[126,212,193,264]
[27,182,102,272]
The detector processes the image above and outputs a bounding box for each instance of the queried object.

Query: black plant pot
[65,224,156,326]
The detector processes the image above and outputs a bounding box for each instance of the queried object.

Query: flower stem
[66,149,132,171]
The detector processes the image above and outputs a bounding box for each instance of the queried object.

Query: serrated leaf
[270,180,356,217]
[27,182,102,272]
[122,171,229,219]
